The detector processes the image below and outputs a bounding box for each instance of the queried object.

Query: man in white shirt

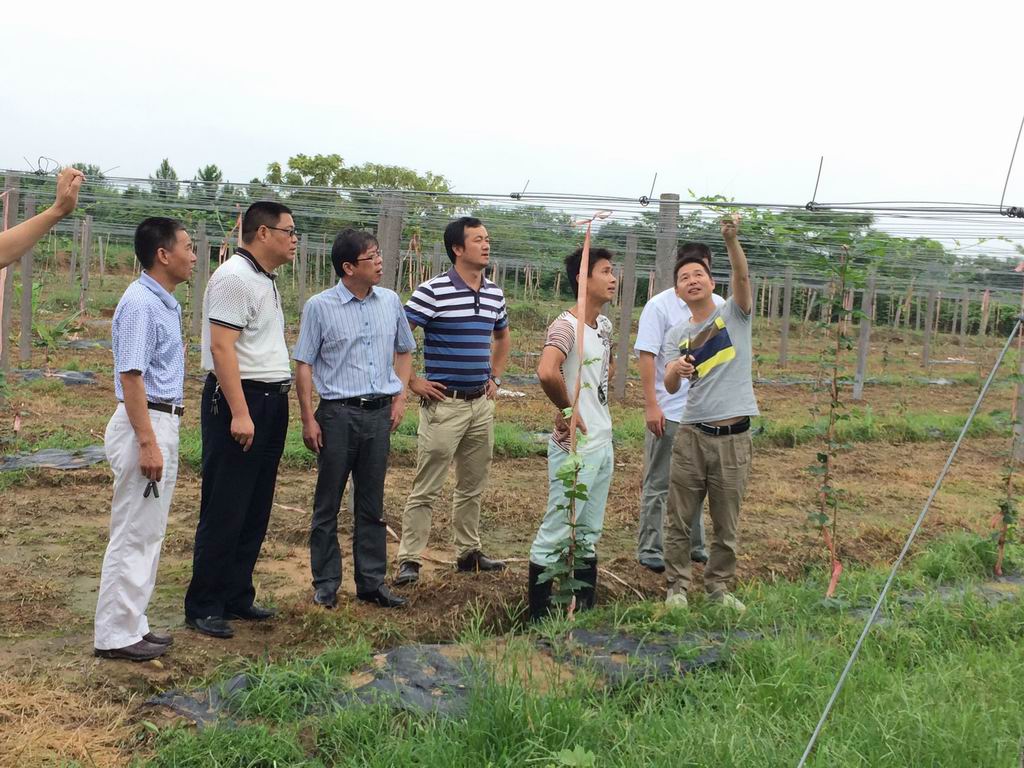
[184,201,296,639]
[633,245,725,573]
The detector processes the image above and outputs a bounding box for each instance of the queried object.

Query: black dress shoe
[394,561,420,586]
[313,589,337,609]
[186,616,235,639]
[225,604,276,621]
[457,551,506,572]
[94,639,167,661]
[143,631,173,646]
[357,585,407,608]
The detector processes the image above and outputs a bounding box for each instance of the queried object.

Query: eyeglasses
[356,251,383,263]
[266,226,300,239]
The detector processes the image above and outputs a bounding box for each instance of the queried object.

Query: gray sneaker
[639,556,666,573]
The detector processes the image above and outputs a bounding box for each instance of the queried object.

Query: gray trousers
[637,419,706,560]
[310,400,391,596]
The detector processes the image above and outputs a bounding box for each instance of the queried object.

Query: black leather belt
[694,417,751,436]
[241,378,292,395]
[328,395,393,411]
[443,385,487,401]
[147,401,184,417]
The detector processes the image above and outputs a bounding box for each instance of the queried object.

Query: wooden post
[614,233,638,401]
[915,295,922,332]
[191,222,208,338]
[432,242,443,277]
[79,215,92,315]
[647,270,655,301]
[979,290,991,336]
[770,280,782,324]
[297,233,308,314]
[779,268,793,367]
[853,272,876,400]
[68,218,79,286]
[654,193,680,293]
[960,288,970,348]
[19,196,36,364]
[376,194,405,291]
[0,175,19,374]
[922,288,937,368]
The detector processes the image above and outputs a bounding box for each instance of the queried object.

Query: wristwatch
[490,375,502,388]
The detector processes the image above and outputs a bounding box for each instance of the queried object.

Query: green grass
[756,407,1008,448]
[141,534,1024,767]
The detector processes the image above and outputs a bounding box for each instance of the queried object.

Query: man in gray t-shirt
[661,215,758,613]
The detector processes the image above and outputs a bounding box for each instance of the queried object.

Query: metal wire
[795,313,1024,767]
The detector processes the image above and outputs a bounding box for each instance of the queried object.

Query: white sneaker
[713,593,747,613]
[665,591,689,610]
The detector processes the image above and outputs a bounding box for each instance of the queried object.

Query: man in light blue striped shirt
[294,229,415,610]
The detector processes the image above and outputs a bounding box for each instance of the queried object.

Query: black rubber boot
[574,557,598,611]
[528,561,553,622]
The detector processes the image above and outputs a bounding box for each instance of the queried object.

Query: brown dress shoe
[94,639,167,661]
[143,631,173,646]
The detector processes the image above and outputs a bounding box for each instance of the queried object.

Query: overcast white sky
[4,0,1024,209]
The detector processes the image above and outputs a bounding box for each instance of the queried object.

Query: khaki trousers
[397,396,496,564]
[665,424,752,597]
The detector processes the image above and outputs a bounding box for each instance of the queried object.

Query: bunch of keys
[144,480,160,499]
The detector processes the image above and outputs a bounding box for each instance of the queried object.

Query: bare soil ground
[0,318,1015,766]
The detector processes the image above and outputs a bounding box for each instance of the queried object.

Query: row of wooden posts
[0,187,1017,397]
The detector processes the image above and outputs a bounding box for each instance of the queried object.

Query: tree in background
[150,158,179,200]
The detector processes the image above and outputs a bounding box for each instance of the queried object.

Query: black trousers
[310,400,391,596]
[184,375,288,620]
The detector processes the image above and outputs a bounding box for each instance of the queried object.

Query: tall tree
[150,158,179,200]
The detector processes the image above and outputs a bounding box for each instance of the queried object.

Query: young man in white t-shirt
[527,247,617,620]
[634,246,726,573]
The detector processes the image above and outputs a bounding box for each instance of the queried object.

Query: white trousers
[94,404,179,650]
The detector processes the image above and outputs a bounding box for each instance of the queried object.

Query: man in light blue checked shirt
[94,217,194,662]
[294,229,415,610]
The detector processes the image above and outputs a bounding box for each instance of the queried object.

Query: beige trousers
[665,424,753,597]
[397,396,496,564]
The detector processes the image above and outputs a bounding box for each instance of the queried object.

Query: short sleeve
[207,274,252,330]
[292,299,323,364]
[723,296,750,324]
[113,298,157,375]
[661,322,685,363]
[545,316,575,357]
[494,292,509,331]
[394,294,416,353]
[634,299,665,355]
[405,283,437,328]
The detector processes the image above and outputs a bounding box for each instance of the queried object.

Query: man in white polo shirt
[184,201,296,639]
[634,244,725,573]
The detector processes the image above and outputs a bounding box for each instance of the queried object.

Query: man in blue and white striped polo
[294,229,415,609]
[94,217,194,661]
[394,217,511,586]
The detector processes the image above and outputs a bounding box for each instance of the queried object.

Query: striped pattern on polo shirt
[405,269,509,389]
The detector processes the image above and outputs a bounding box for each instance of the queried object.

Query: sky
[4,0,1024,210]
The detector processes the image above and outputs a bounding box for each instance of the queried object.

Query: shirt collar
[237,247,277,280]
[334,279,376,304]
[448,267,488,292]
[139,271,180,310]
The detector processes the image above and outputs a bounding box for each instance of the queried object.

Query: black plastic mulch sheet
[142,629,747,728]
[0,446,106,472]
[15,369,96,385]
[63,339,112,349]
[541,628,757,686]
[144,644,484,728]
